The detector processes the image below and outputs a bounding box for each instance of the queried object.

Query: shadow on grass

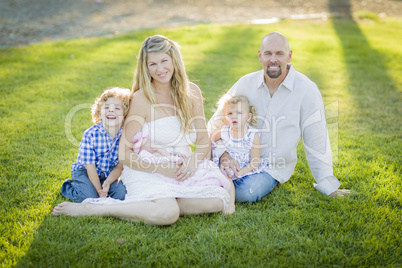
[328,0,401,176]
[327,0,401,220]
[329,0,400,134]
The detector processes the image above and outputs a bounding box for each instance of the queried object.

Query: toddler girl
[212,94,269,180]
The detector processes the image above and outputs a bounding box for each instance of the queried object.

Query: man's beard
[266,65,282,79]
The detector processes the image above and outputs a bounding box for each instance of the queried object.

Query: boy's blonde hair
[217,94,257,127]
[131,35,195,133]
[91,87,132,124]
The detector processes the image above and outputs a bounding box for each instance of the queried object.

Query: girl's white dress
[212,125,270,179]
[84,116,230,209]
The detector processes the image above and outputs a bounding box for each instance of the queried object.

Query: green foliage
[1,18,401,267]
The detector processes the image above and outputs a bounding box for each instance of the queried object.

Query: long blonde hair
[132,35,194,133]
[217,94,258,127]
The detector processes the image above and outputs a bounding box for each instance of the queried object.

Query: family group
[51,32,350,225]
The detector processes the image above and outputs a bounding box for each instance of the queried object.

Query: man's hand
[219,152,240,179]
[329,189,352,197]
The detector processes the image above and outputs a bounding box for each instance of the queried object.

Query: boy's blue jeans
[233,171,277,203]
[61,169,126,203]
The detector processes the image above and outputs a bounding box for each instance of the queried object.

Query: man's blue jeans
[233,171,277,203]
[61,169,126,203]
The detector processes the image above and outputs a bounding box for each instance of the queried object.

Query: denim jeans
[233,171,277,203]
[61,169,126,203]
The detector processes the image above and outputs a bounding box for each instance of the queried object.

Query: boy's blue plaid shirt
[71,123,122,177]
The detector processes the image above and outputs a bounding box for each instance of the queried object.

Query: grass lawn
[1,15,401,267]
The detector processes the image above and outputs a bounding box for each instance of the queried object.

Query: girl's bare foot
[51,202,99,217]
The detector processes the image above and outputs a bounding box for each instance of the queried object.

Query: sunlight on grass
[0,17,401,267]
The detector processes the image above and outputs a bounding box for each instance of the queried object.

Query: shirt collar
[257,64,295,92]
[281,64,295,92]
[96,122,107,134]
[97,122,123,140]
[257,70,265,89]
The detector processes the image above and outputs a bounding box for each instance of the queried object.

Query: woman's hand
[171,152,187,159]
[156,163,180,178]
[176,154,198,181]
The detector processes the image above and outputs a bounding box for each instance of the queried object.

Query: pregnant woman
[52,35,234,225]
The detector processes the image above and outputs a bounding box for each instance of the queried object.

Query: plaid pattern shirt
[71,123,122,177]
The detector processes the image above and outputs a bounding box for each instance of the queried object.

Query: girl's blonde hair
[91,87,132,124]
[217,94,257,127]
[131,35,194,133]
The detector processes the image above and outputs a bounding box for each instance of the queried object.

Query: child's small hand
[236,170,245,178]
[99,181,111,197]
[97,189,107,198]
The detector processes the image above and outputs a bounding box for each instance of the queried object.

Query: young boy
[61,87,131,202]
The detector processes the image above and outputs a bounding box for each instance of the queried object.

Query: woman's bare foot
[223,204,235,215]
[51,202,99,217]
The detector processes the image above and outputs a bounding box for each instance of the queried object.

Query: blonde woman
[52,35,233,225]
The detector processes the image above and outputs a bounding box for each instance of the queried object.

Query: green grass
[1,17,401,267]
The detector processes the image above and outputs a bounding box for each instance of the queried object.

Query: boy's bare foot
[51,202,98,217]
